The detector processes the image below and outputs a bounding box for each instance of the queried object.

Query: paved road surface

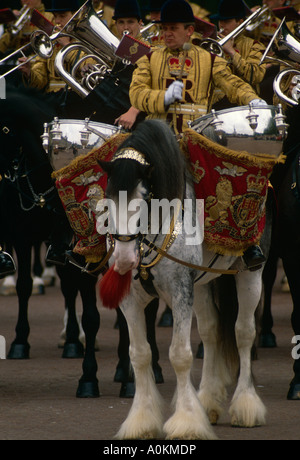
[0,264,299,441]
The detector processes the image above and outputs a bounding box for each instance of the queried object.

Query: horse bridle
[108,207,240,276]
[2,155,55,212]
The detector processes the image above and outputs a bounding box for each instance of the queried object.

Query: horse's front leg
[164,278,216,440]
[7,242,32,359]
[194,282,231,425]
[116,290,164,440]
[230,270,267,427]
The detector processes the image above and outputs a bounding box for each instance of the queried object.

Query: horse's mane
[113,120,188,201]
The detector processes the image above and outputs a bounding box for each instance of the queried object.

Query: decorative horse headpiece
[112,148,150,166]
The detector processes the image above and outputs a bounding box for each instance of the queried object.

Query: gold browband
[112,148,150,166]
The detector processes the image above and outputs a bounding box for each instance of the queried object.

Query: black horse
[259,103,300,400]
[0,83,162,398]
[0,85,103,396]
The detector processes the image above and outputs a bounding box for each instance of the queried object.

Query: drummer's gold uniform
[129,44,261,134]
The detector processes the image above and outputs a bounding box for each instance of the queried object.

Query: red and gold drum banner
[52,133,130,263]
[180,129,277,256]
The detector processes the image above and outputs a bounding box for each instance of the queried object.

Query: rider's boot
[243,245,266,271]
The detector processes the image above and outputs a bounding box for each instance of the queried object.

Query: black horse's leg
[7,242,32,359]
[145,298,164,383]
[116,298,164,398]
[115,307,135,398]
[76,272,100,398]
[259,245,279,348]
[283,257,300,400]
[32,241,45,295]
[56,264,84,359]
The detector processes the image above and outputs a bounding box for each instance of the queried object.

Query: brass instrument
[0,28,61,80]
[259,18,300,106]
[0,0,123,97]
[54,0,122,97]
[199,5,269,57]
[9,5,31,36]
[245,7,271,33]
[140,21,160,43]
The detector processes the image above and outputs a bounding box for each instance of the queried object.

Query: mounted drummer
[210,0,267,111]
[129,0,267,269]
[129,0,267,134]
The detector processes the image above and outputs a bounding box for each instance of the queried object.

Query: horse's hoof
[7,343,30,359]
[287,383,300,400]
[196,342,204,359]
[259,332,277,348]
[76,381,100,398]
[119,382,135,398]
[62,342,84,359]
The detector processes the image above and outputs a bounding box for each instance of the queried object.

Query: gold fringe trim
[180,129,279,170]
[52,132,130,181]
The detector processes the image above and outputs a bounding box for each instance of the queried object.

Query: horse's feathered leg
[164,278,216,440]
[229,270,267,427]
[115,292,164,440]
[195,282,232,425]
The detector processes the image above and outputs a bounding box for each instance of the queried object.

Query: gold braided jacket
[0,4,53,54]
[28,44,82,93]
[212,33,267,105]
[129,44,260,133]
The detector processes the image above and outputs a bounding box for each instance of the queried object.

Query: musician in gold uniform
[18,0,81,93]
[130,0,266,135]
[210,0,267,110]
[0,0,53,55]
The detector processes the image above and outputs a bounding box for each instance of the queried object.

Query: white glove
[164,80,184,107]
[250,98,268,107]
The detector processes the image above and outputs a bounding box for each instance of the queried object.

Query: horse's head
[99,149,153,275]
[99,120,187,276]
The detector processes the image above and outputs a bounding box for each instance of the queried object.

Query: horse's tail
[213,275,240,381]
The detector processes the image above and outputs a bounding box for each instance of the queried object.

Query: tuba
[260,18,300,106]
[54,0,122,97]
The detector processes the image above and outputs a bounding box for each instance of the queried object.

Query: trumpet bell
[31,30,54,59]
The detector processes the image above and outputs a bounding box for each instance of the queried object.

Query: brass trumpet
[140,21,160,43]
[9,5,32,36]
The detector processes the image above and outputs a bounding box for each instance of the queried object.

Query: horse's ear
[98,160,114,176]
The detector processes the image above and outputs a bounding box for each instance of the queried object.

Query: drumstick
[177,42,191,81]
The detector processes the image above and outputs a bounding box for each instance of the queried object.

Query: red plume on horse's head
[99,264,132,309]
